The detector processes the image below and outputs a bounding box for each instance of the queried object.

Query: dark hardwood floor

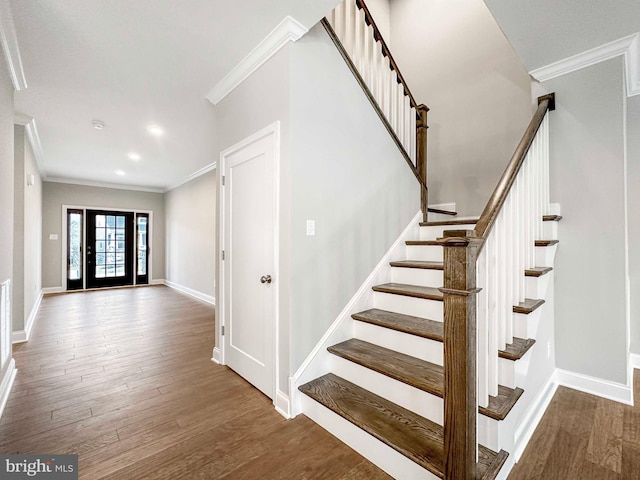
[3,285,640,479]
[0,286,390,479]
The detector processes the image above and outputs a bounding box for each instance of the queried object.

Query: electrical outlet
[306,220,315,236]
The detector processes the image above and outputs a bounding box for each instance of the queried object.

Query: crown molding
[206,16,307,105]
[530,33,640,97]
[0,0,26,90]
[45,176,165,194]
[165,161,216,193]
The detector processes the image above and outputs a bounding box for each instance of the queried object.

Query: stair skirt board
[302,393,441,480]
[290,211,423,415]
[373,292,443,321]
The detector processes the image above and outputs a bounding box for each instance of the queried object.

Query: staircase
[292,0,559,478]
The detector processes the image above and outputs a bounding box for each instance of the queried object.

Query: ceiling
[7,0,338,192]
[483,0,640,71]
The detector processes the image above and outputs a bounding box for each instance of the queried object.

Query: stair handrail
[474,94,556,242]
[440,93,555,479]
[322,0,446,221]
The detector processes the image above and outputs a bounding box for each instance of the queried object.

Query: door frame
[217,122,281,406]
[61,205,154,291]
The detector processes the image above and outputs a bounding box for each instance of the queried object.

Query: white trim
[211,346,222,365]
[47,177,165,194]
[428,202,456,213]
[12,290,42,344]
[150,279,165,286]
[556,368,633,405]
[42,286,64,295]
[206,16,307,105]
[163,279,215,305]
[165,162,217,192]
[530,33,640,97]
[630,353,640,370]
[514,373,559,461]
[0,358,16,420]
[274,389,290,419]
[290,211,422,417]
[0,0,26,90]
[24,119,46,179]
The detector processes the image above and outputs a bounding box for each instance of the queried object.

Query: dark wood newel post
[439,229,481,480]
[416,104,429,223]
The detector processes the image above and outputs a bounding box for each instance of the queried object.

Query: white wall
[12,126,42,333]
[288,24,419,374]
[628,95,640,356]
[389,0,533,216]
[41,182,166,289]
[165,170,216,300]
[545,58,628,384]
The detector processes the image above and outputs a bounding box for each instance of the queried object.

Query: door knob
[260,275,272,284]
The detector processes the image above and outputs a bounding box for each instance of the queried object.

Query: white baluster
[505,193,514,344]
[354,6,364,72]
[344,0,355,57]
[395,82,404,144]
[363,25,374,91]
[488,233,499,397]
[410,106,417,165]
[477,246,489,408]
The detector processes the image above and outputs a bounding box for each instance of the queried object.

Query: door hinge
[222,250,225,260]
[222,175,225,186]
[221,326,225,336]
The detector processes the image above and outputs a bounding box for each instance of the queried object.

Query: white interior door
[223,128,276,399]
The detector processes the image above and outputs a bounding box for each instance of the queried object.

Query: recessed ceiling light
[147,125,164,137]
[115,170,125,176]
[92,120,105,130]
[127,152,141,161]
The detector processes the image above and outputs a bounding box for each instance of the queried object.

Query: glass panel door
[86,210,134,288]
[67,209,84,290]
[136,213,149,285]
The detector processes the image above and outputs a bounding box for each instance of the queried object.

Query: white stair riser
[535,244,557,266]
[513,308,543,340]
[373,292,443,321]
[406,245,443,262]
[420,224,477,241]
[499,358,516,389]
[330,355,444,424]
[542,221,558,240]
[478,415,500,452]
[353,320,443,365]
[525,275,552,299]
[391,267,443,286]
[301,395,440,480]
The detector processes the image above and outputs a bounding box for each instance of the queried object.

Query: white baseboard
[12,290,43,344]
[163,280,215,305]
[150,279,165,286]
[514,373,559,461]
[211,347,222,364]
[0,359,17,420]
[42,286,64,295]
[275,389,290,419]
[556,368,633,405]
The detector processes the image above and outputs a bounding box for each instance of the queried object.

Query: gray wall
[389,0,533,215]
[42,182,166,288]
[0,58,14,376]
[214,46,291,390]
[545,58,628,383]
[288,24,419,374]
[12,126,42,332]
[165,170,217,298]
[628,95,640,356]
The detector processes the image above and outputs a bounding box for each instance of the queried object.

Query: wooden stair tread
[389,260,443,270]
[535,239,559,246]
[542,214,562,221]
[298,373,508,479]
[514,298,545,314]
[352,308,443,341]
[353,309,533,363]
[525,266,553,277]
[406,240,441,246]
[328,339,522,420]
[419,218,479,227]
[499,337,536,361]
[372,283,443,301]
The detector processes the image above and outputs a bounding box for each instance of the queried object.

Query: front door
[223,127,277,399]
[86,210,135,288]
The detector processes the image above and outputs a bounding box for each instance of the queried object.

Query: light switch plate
[306,220,315,236]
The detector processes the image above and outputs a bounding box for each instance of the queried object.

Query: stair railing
[439,93,555,479]
[321,0,434,221]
